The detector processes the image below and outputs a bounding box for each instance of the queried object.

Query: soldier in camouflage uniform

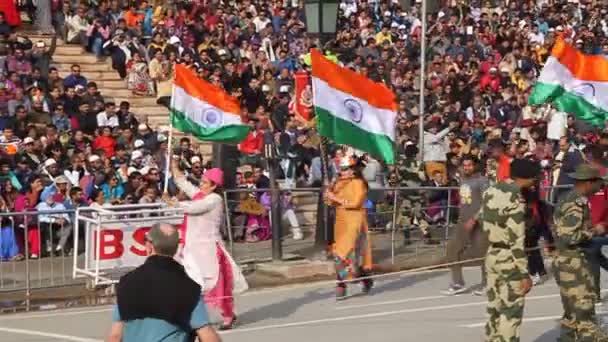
[396,142,435,245]
[480,159,539,342]
[553,165,608,342]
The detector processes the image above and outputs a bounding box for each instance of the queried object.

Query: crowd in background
[0,0,607,260]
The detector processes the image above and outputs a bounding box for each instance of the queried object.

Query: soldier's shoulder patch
[575,197,588,206]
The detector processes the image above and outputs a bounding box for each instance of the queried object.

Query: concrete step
[113,97,162,107]
[53,54,104,64]
[130,105,169,116]
[58,70,122,81]
[54,45,85,55]
[52,63,113,72]
[96,80,128,89]
[97,88,134,98]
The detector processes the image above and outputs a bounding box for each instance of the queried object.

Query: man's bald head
[146,223,179,256]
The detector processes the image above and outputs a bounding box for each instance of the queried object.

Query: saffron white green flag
[170,64,250,143]
[529,38,608,127]
[311,49,398,164]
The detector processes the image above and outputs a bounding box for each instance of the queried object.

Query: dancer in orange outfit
[325,156,373,300]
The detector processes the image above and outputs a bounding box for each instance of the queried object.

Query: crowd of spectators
[0,0,607,260]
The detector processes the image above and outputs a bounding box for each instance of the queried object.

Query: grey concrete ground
[0,227,450,293]
[2,267,606,342]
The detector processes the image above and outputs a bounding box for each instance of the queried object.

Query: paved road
[1,267,605,342]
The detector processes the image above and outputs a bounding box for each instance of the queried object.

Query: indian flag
[170,64,250,143]
[311,49,397,164]
[529,38,608,127]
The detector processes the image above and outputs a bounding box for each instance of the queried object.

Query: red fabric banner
[291,71,312,121]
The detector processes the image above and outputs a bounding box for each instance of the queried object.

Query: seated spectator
[6,48,32,84]
[65,7,91,47]
[8,87,31,117]
[36,191,72,256]
[126,52,154,96]
[0,190,21,261]
[87,18,111,61]
[14,189,40,258]
[103,30,134,79]
[101,174,124,204]
[96,102,119,128]
[0,10,17,35]
[238,119,263,165]
[63,65,88,89]
[93,126,116,158]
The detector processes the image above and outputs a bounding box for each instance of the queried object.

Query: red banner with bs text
[291,71,313,121]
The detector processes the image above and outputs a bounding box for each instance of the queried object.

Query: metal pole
[418,0,427,160]
[265,135,283,261]
[315,136,330,250]
[22,218,30,311]
[222,191,235,257]
[444,189,452,256]
[163,124,174,194]
[390,189,399,265]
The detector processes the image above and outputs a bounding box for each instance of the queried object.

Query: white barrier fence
[72,204,184,287]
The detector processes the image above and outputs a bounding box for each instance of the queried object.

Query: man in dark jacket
[107,223,221,342]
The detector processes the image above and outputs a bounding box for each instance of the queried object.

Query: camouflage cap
[568,164,601,181]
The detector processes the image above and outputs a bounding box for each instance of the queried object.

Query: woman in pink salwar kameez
[168,161,248,330]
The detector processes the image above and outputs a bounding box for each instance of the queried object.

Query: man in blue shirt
[107,223,222,342]
[62,64,88,89]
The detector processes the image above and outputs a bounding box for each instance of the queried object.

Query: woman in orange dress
[325,156,373,300]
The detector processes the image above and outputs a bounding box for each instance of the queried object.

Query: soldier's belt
[490,242,510,249]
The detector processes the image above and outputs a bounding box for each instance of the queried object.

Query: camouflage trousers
[485,248,526,342]
[397,197,429,236]
[553,252,608,342]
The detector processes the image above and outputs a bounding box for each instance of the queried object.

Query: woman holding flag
[325,156,373,300]
[165,158,248,330]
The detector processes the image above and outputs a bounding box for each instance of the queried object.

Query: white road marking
[335,295,447,310]
[240,267,453,297]
[223,292,566,335]
[0,326,102,342]
[460,311,608,328]
[0,307,113,321]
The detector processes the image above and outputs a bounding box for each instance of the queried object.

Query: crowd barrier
[0,184,573,310]
[72,203,184,287]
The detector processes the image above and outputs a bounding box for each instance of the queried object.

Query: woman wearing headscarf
[325,156,373,300]
[167,160,248,330]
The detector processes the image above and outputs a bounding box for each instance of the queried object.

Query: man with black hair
[97,102,119,128]
[442,155,490,296]
[108,223,221,342]
[482,158,540,341]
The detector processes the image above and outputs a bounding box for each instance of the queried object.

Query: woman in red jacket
[0,0,21,28]
[93,127,116,158]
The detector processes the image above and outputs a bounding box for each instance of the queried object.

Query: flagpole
[163,123,174,194]
[418,0,427,160]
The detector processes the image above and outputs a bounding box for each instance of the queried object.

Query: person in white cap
[20,137,42,170]
[136,123,158,148]
[41,158,62,181]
